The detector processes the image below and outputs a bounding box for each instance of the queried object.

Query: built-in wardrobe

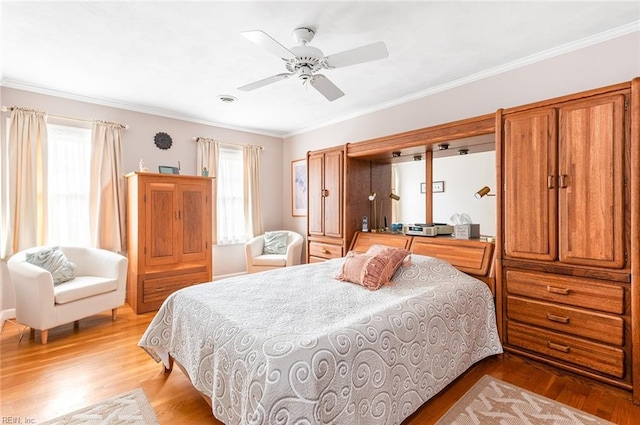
[496,79,640,401]
[305,77,640,403]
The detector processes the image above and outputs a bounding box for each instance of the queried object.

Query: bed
[139,233,503,424]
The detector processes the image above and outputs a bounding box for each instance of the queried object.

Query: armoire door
[178,183,210,263]
[503,108,558,261]
[307,154,324,236]
[323,149,343,238]
[558,94,626,268]
[145,181,179,267]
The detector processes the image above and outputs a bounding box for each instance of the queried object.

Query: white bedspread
[139,255,502,425]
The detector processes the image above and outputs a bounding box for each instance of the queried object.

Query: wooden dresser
[498,83,635,392]
[125,172,213,313]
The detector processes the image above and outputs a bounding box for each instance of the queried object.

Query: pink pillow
[336,251,390,290]
[365,245,411,281]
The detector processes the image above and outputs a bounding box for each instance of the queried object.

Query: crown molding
[0,80,286,139]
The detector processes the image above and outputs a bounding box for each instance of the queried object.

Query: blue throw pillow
[262,231,288,255]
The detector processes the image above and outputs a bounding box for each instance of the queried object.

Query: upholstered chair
[7,246,128,344]
[245,231,303,274]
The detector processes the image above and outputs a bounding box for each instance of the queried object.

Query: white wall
[281,31,640,240]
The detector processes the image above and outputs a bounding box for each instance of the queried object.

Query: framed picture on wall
[291,159,307,217]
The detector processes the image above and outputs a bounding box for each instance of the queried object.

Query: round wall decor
[154,132,172,150]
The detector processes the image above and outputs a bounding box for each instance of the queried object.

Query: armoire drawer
[506,295,624,346]
[505,269,624,314]
[507,322,624,378]
[142,271,209,305]
[309,242,343,259]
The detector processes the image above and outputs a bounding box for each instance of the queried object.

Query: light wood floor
[2,304,639,424]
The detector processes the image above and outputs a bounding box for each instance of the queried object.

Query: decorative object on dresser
[497,79,639,402]
[125,172,212,313]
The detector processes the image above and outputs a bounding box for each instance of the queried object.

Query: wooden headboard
[349,231,496,293]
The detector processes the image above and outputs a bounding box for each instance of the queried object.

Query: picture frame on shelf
[291,158,307,217]
[158,165,180,174]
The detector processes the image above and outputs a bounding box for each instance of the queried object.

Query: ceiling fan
[238,27,389,101]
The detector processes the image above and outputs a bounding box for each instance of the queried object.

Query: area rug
[435,375,614,425]
[40,388,159,425]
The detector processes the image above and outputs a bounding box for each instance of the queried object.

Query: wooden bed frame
[349,231,496,293]
[163,231,497,410]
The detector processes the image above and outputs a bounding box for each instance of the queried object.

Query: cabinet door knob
[547,175,555,189]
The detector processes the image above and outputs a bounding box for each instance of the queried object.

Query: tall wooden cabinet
[499,86,633,392]
[125,172,213,313]
[307,147,345,262]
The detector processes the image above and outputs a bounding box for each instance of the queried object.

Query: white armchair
[7,246,128,344]
[245,231,303,274]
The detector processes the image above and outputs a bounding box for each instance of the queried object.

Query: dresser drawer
[309,242,343,259]
[507,296,624,346]
[507,322,624,378]
[505,270,624,314]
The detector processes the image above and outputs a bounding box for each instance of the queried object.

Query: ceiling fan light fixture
[238,27,388,102]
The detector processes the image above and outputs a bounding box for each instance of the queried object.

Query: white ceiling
[1,1,639,137]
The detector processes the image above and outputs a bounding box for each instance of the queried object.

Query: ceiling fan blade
[238,73,292,91]
[324,41,389,68]
[241,30,296,60]
[310,75,344,101]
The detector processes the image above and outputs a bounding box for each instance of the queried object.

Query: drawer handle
[547,341,570,353]
[547,313,570,324]
[155,287,166,292]
[546,285,570,295]
[322,248,330,254]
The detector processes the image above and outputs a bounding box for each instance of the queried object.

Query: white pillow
[26,247,76,285]
[262,231,288,255]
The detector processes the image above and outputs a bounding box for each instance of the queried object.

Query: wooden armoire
[497,80,639,399]
[125,172,213,313]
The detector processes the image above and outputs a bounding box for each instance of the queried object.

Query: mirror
[375,134,497,237]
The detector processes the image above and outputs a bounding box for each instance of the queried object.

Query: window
[46,123,92,246]
[216,145,246,244]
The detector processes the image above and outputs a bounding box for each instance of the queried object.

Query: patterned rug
[40,388,159,425]
[436,375,614,425]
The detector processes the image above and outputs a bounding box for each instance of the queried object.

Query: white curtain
[3,107,48,258]
[89,120,126,252]
[196,137,219,244]
[243,145,263,238]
